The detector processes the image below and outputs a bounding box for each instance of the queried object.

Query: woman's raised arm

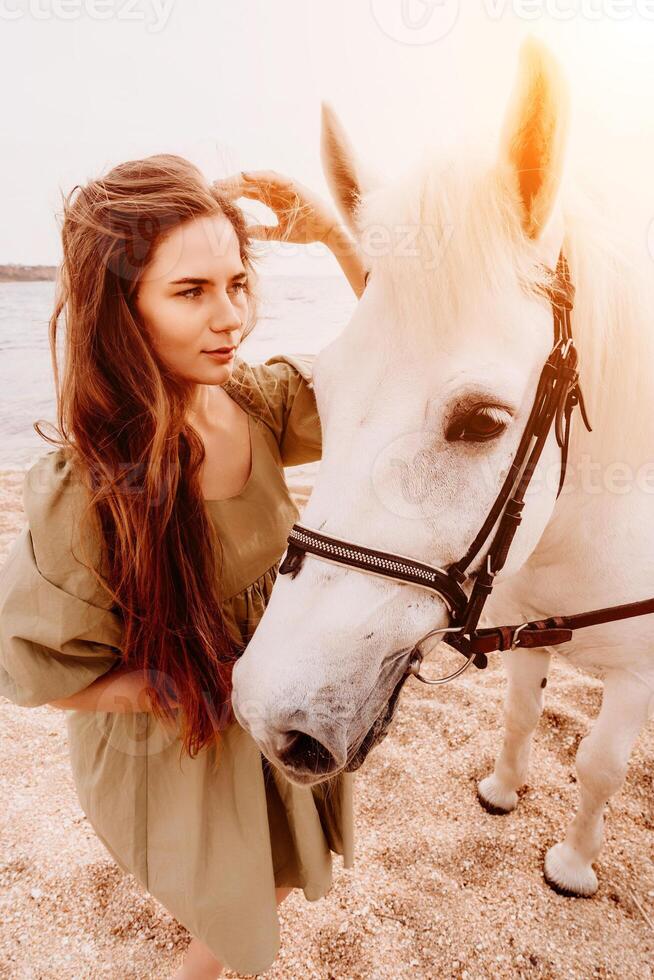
[213,170,368,298]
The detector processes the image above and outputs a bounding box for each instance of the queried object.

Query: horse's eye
[446,407,509,443]
[363,269,371,287]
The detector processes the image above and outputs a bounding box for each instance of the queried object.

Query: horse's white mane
[358,139,654,464]
[559,169,654,464]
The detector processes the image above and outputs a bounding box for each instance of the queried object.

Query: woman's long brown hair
[37,154,259,758]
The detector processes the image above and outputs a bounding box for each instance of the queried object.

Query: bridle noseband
[278,250,654,683]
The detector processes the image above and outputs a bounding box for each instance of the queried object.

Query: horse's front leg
[544,667,653,897]
[478,647,551,813]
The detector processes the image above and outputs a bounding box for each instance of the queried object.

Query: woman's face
[134,211,250,385]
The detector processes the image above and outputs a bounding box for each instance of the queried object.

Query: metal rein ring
[407,625,477,686]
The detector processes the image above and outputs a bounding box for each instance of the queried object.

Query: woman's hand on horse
[213,170,340,246]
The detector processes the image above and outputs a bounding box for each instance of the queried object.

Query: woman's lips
[204,347,235,363]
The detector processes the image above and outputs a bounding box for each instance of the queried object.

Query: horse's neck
[500,428,654,627]
[489,366,654,626]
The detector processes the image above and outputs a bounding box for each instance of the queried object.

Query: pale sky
[2,0,654,275]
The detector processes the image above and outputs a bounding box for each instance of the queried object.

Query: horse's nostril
[277,730,338,775]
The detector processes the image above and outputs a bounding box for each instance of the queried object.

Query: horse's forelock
[356,146,555,330]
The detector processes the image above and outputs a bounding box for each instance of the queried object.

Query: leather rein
[278,249,654,684]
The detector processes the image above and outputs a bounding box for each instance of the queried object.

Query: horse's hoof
[477,776,517,815]
[543,842,598,898]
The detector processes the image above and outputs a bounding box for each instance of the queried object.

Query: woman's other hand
[213,170,339,246]
[213,170,368,298]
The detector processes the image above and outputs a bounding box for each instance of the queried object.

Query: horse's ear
[320,103,369,236]
[499,36,570,240]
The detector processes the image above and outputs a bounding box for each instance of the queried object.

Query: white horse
[232,37,654,897]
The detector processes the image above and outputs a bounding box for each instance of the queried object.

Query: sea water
[0,277,355,475]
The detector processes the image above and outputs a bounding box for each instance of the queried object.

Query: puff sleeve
[226,353,322,467]
[0,450,123,708]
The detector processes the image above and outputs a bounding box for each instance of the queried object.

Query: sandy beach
[1,467,653,979]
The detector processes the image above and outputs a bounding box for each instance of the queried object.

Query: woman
[0,153,366,978]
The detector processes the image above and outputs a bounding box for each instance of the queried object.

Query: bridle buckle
[510,621,530,650]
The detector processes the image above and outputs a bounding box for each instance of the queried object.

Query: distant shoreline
[0,266,342,283]
[0,264,57,282]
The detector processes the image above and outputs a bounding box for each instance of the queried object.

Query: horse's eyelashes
[445,406,509,444]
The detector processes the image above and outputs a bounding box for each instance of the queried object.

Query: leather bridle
[278,249,654,684]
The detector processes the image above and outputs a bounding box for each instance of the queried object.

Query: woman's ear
[499,36,571,241]
[320,103,372,238]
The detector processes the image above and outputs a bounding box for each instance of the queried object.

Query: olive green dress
[0,353,354,976]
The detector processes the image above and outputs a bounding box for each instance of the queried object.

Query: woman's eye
[446,407,509,443]
[177,281,247,300]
